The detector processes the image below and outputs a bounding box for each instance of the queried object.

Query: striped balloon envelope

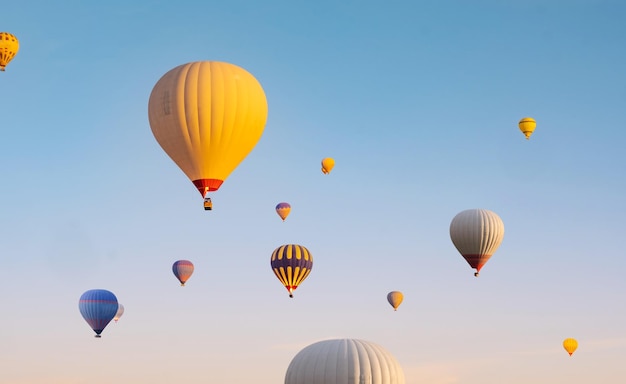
[172,260,194,286]
[270,244,313,298]
[275,202,291,221]
[78,289,119,338]
[285,339,405,384]
[449,209,504,277]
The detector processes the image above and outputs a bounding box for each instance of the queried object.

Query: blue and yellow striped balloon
[271,244,313,298]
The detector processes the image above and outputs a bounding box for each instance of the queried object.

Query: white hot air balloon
[285,338,405,384]
[114,304,124,322]
[449,208,504,277]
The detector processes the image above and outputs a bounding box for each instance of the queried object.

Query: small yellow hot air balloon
[518,117,536,140]
[563,338,578,356]
[0,32,19,71]
[321,158,335,174]
[386,291,403,311]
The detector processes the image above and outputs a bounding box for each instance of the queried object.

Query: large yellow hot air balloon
[387,291,403,311]
[518,117,536,140]
[563,338,578,356]
[321,157,335,174]
[450,209,505,277]
[0,32,19,71]
[148,61,268,209]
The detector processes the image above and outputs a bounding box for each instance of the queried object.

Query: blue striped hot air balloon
[78,289,118,338]
[270,244,313,298]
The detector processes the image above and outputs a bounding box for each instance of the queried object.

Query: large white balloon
[449,208,505,276]
[285,339,405,384]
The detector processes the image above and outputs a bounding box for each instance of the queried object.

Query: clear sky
[1,1,625,383]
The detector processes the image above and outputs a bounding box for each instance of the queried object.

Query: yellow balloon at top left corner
[0,32,19,71]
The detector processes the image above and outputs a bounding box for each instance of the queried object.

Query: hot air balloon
[387,291,404,311]
[172,260,194,286]
[321,157,335,174]
[78,289,118,338]
[563,338,578,356]
[270,244,313,298]
[450,209,504,277]
[148,61,268,210]
[519,117,536,140]
[0,32,19,71]
[275,202,291,221]
[285,339,406,384]
[113,304,124,323]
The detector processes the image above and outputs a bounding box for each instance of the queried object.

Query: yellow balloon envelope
[387,291,403,311]
[0,32,19,71]
[321,157,335,174]
[563,338,578,356]
[148,61,268,198]
[518,117,536,140]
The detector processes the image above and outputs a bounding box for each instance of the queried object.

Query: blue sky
[1,1,625,383]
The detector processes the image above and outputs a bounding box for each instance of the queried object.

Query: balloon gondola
[203,197,213,211]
